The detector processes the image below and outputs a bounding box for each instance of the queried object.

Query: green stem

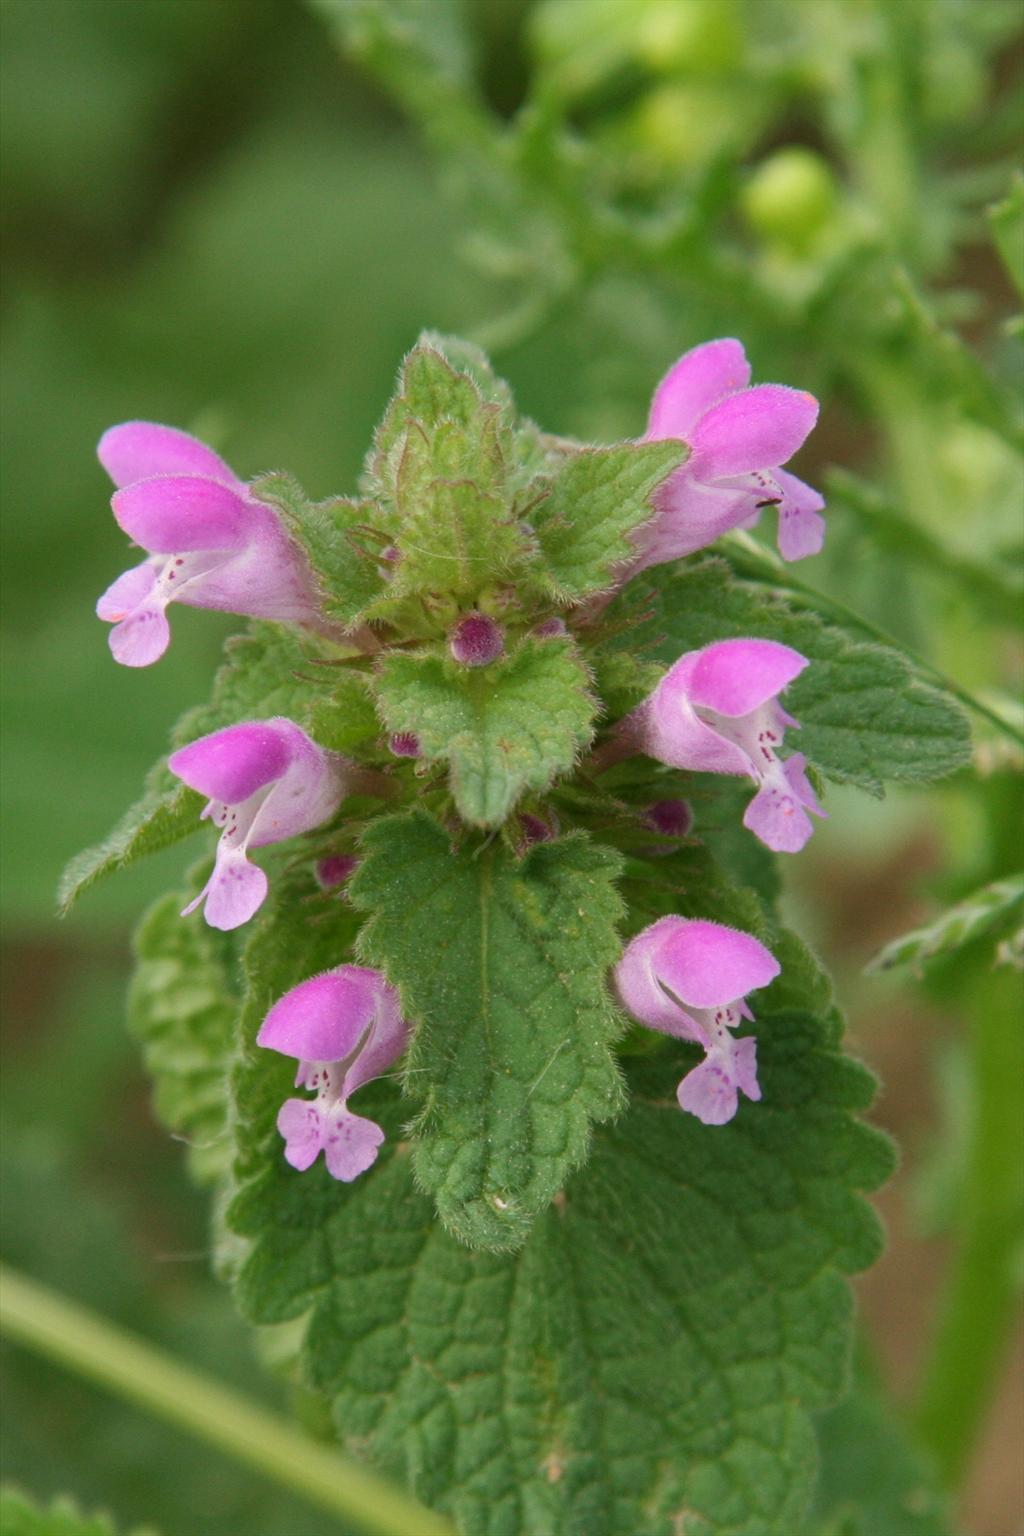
[912,968,1024,1485]
[0,1263,454,1536]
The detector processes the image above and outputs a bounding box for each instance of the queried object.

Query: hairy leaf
[176,622,328,745]
[383,431,527,600]
[129,870,239,1185]
[369,345,500,500]
[612,561,971,795]
[531,441,686,600]
[866,872,1024,974]
[988,175,1024,299]
[229,977,892,1535]
[250,472,386,628]
[375,637,596,827]
[349,812,626,1248]
[57,768,202,916]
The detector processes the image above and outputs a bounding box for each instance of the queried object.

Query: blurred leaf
[812,1369,953,1535]
[312,0,476,105]
[989,175,1024,298]
[0,1488,158,1536]
[866,872,1024,975]
[891,269,1024,453]
[827,468,1024,627]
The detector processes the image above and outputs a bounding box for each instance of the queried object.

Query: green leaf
[687,776,783,911]
[229,985,893,1534]
[349,812,627,1249]
[176,622,321,743]
[385,431,525,600]
[988,174,1024,298]
[369,344,501,500]
[57,768,202,917]
[129,868,239,1185]
[866,872,1024,974]
[309,671,383,755]
[530,441,686,600]
[313,0,475,112]
[359,343,540,610]
[250,472,386,629]
[891,268,1024,453]
[419,332,518,418]
[0,1487,158,1536]
[612,561,971,795]
[375,636,596,827]
[620,840,768,945]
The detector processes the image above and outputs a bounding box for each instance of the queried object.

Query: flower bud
[645,799,693,839]
[388,732,420,759]
[450,612,505,668]
[315,855,359,890]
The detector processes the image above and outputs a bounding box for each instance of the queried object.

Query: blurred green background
[2,2,1021,1533]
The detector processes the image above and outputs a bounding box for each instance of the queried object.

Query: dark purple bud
[519,811,560,846]
[450,612,504,668]
[645,799,693,839]
[315,855,359,890]
[532,616,568,639]
[388,732,420,758]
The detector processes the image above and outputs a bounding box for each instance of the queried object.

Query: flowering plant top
[63,332,970,1536]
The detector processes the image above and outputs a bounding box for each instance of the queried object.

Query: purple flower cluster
[610,341,825,1121]
[95,339,827,1164]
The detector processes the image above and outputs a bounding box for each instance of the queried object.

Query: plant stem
[912,968,1024,1485]
[0,1263,454,1536]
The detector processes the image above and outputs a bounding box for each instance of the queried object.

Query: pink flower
[615,916,779,1125]
[96,422,321,666]
[629,637,826,853]
[634,338,824,570]
[168,718,354,930]
[257,966,409,1182]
